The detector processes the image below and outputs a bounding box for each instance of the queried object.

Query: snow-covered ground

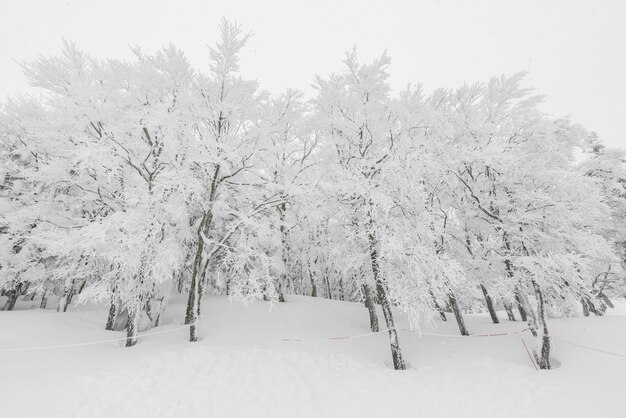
[1,295,625,418]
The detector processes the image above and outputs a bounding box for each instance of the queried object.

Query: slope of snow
[0,295,625,417]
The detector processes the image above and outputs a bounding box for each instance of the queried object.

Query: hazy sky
[1,0,624,148]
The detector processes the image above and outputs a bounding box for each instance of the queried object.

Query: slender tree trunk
[480,284,499,324]
[57,278,75,312]
[504,245,525,325]
[77,279,87,294]
[532,281,551,370]
[504,303,516,321]
[448,292,469,336]
[339,278,344,301]
[582,295,602,316]
[428,289,447,321]
[278,281,285,302]
[368,231,405,370]
[324,275,332,300]
[185,210,210,342]
[362,284,380,332]
[598,292,614,309]
[106,296,117,331]
[185,267,200,342]
[185,166,220,342]
[2,284,21,311]
[309,271,317,297]
[177,271,184,293]
[39,290,48,310]
[277,201,288,303]
[125,311,137,347]
[197,263,207,317]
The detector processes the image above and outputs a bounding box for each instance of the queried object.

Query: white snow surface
[1,295,625,418]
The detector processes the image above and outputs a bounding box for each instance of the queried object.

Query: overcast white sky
[1,0,624,148]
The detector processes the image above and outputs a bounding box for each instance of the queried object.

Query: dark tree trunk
[532,281,551,370]
[448,292,469,336]
[106,297,117,331]
[339,278,344,301]
[125,311,137,347]
[598,292,614,309]
[362,284,380,332]
[278,280,285,303]
[310,271,317,297]
[185,270,199,342]
[39,290,48,310]
[324,275,332,300]
[185,213,208,342]
[177,271,184,293]
[186,166,220,342]
[2,284,21,311]
[78,279,87,294]
[65,289,75,310]
[277,201,288,303]
[429,289,447,321]
[57,278,75,312]
[587,298,602,316]
[504,303,516,321]
[504,257,527,325]
[480,284,499,324]
[197,262,208,317]
[368,231,405,370]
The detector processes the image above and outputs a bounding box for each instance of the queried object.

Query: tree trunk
[106,297,117,331]
[185,269,199,342]
[368,231,405,370]
[57,278,75,312]
[480,284,499,324]
[339,278,344,301]
[362,284,380,332]
[277,201,288,303]
[177,270,184,294]
[598,292,614,309]
[532,281,551,370]
[278,280,285,302]
[2,284,21,311]
[504,303,516,321]
[186,166,220,342]
[185,213,208,342]
[40,290,48,310]
[324,275,332,300]
[77,279,87,294]
[448,292,469,336]
[428,289,447,321]
[197,263,207,317]
[309,271,317,297]
[125,311,137,347]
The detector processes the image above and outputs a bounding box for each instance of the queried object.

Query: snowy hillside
[1,295,625,418]
[1,15,626,418]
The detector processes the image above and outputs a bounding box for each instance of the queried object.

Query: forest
[1,20,625,374]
